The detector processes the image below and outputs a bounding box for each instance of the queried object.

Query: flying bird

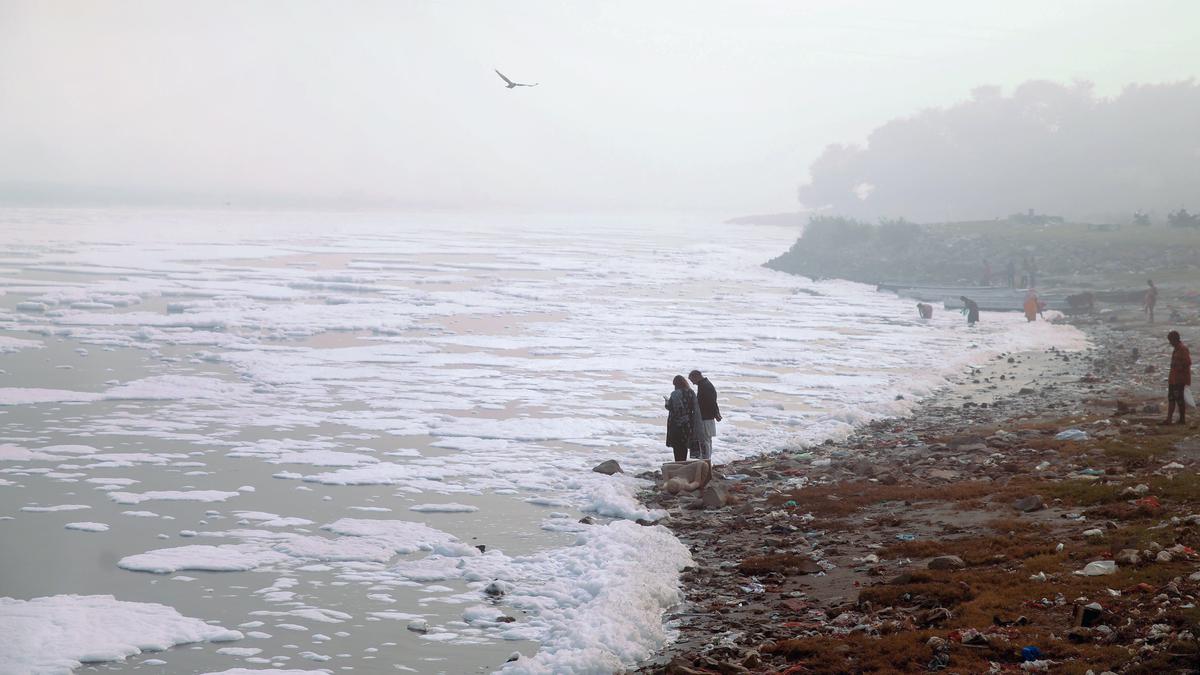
[494,69,538,89]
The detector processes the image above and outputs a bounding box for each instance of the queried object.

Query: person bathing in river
[1023,289,1040,322]
[688,370,721,460]
[917,302,933,319]
[1164,330,1191,425]
[960,296,980,326]
[665,375,704,461]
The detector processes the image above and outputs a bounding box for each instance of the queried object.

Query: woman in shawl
[1023,289,1039,322]
[665,374,704,462]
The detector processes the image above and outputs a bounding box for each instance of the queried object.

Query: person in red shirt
[1164,330,1191,425]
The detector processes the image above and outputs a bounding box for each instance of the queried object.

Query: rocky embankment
[639,312,1199,674]
[764,220,1200,298]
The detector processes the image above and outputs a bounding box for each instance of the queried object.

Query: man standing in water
[960,296,980,326]
[1164,330,1191,425]
[689,370,721,459]
[1145,279,1158,323]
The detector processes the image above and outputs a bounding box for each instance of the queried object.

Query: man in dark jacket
[688,370,722,459]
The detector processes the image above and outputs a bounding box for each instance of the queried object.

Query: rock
[1067,626,1095,643]
[475,544,486,553]
[406,619,429,633]
[578,515,596,525]
[928,555,965,570]
[1156,550,1173,563]
[506,652,521,663]
[496,615,517,623]
[701,480,730,509]
[1115,549,1140,566]
[484,580,512,597]
[1082,528,1104,540]
[1012,495,1046,512]
[664,658,707,675]
[1019,387,1036,395]
[592,459,623,475]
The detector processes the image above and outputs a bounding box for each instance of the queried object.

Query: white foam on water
[408,503,479,513]
[0,594,242,674]
[0,211,1090,672]
[65,522,109,532]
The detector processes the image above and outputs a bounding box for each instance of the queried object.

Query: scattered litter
[1074,560,1117,576]
[895,533,917,542]
[1055,429,1088,441]
[1021,646,1041,662]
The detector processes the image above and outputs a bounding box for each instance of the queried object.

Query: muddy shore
[639,311,1199,674]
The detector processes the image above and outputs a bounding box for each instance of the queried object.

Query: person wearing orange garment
[1023,289,1039,322]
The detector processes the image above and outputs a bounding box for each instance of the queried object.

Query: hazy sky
[1,1,1197,213]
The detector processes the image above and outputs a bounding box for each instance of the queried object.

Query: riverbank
[639,309,1200,674]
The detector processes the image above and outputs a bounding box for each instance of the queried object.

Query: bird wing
[516,82,539,87]
[494,69,515,85]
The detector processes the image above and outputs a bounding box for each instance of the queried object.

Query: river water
[0,208,1085,674]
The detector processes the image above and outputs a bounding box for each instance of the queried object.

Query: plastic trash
[1075,560,1117,576]
[895,533,917,541]
[1055,428,1089,441]
[784,500,798,507]
[1021,646,1041,662]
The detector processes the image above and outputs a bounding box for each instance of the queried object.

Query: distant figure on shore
[665,375,703,462]
[1028,257,1038,288]
[1164,330,1191,425]
[1005,260,1017,288]
[1145,280,1158,323]
[981,259,992,286]
[1023,289,1040,322]
[1019,257,1030,287]
[917,302,933,319]
[960,296,980,326]
[689,370,721,460]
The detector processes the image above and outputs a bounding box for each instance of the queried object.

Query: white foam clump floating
[409,503,479,513]
[118,544,291,574]
[65,522,110,532]
[0,594,242,674]
[0,335,44,353]
[108,490,241,505]
[201,662,331,667]
[497,521,692,674]
[201,669,331,675]
[21,504,91,513]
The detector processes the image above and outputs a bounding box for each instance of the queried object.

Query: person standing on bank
[665,375,704,462]
[1145,279,1158,324]
[688,370,722,460]
[1164,330,1191,425]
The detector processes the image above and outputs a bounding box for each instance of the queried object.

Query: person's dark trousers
[672,444,688,462]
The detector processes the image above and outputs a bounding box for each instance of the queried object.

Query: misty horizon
[2,1,1199,216]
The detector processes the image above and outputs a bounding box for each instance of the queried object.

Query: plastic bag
[1184,386,1195,409]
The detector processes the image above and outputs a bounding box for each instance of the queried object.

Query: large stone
[1012,495,1045,512]
[928,555,966,570]
[592,459,623,475]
